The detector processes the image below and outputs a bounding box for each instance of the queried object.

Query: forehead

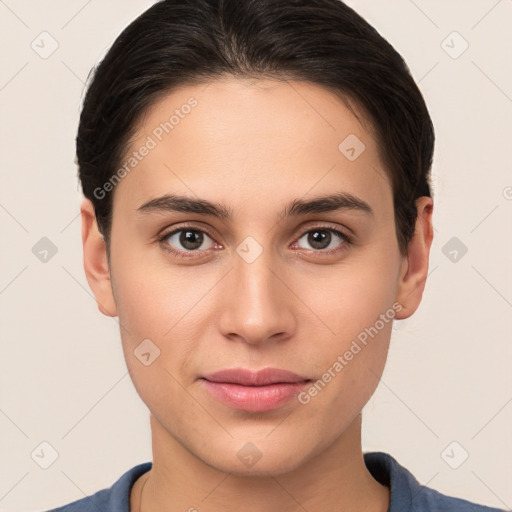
[113,77,391,218]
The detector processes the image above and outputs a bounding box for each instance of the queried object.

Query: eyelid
[158,222,217,242]
[294,221,353,241]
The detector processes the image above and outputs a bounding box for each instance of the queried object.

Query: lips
[202,367,310,386]
[201,368,311,412]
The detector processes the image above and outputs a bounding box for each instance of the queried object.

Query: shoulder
[42,489,110,512]
[40,462,152,512]
[363,451,506,512]
[413,484,507,512]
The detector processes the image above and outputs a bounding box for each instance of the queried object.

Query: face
[86,77,425,476]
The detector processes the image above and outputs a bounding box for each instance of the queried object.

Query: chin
[200,438,311,477]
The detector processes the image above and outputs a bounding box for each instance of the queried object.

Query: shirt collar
[108,452,419,512]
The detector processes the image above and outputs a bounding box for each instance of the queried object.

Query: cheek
[110,252,223,389]
[110,257,204,422]
[292,253,399,409]
[111,251,208,340]
[294,254,400,346]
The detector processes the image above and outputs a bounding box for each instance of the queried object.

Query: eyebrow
[136,192,373,219]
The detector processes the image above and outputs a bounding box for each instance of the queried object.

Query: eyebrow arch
[136,192,373,219]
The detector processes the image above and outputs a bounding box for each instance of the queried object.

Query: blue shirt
[43,451,506,511]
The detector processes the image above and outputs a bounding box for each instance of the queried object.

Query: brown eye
[161,228,215,255]
[295,227,351,253]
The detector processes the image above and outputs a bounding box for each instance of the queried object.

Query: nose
[218,245,296,346]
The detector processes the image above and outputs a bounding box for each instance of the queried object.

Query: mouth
[200,368,312,413]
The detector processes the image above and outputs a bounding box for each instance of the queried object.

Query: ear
[80,198,118,317]
[394,196,434,320]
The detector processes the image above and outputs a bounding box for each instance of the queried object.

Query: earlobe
[80,198,118,317]
[394,197,434,320]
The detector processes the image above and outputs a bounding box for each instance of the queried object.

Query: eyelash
[157,223,353,259]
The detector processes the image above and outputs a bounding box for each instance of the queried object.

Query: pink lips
[201,368,311,412]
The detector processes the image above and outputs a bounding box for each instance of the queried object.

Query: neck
[131,413,389,512]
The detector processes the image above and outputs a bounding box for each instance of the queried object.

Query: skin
[81,77,433,512]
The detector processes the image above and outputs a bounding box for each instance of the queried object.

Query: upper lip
[202,368,310,386]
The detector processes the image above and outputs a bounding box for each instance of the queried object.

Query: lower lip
[201,379,309,412]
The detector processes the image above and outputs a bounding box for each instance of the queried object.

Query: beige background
[0,0,511,510]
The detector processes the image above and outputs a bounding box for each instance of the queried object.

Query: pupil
[309,230,330,249]
[180,230,203,250]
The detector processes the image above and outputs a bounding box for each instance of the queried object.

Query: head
[80,0,434,475]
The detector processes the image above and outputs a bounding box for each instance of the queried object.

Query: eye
[157,224,352,260]
[159,227,220,258]
[293,227,352,254]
